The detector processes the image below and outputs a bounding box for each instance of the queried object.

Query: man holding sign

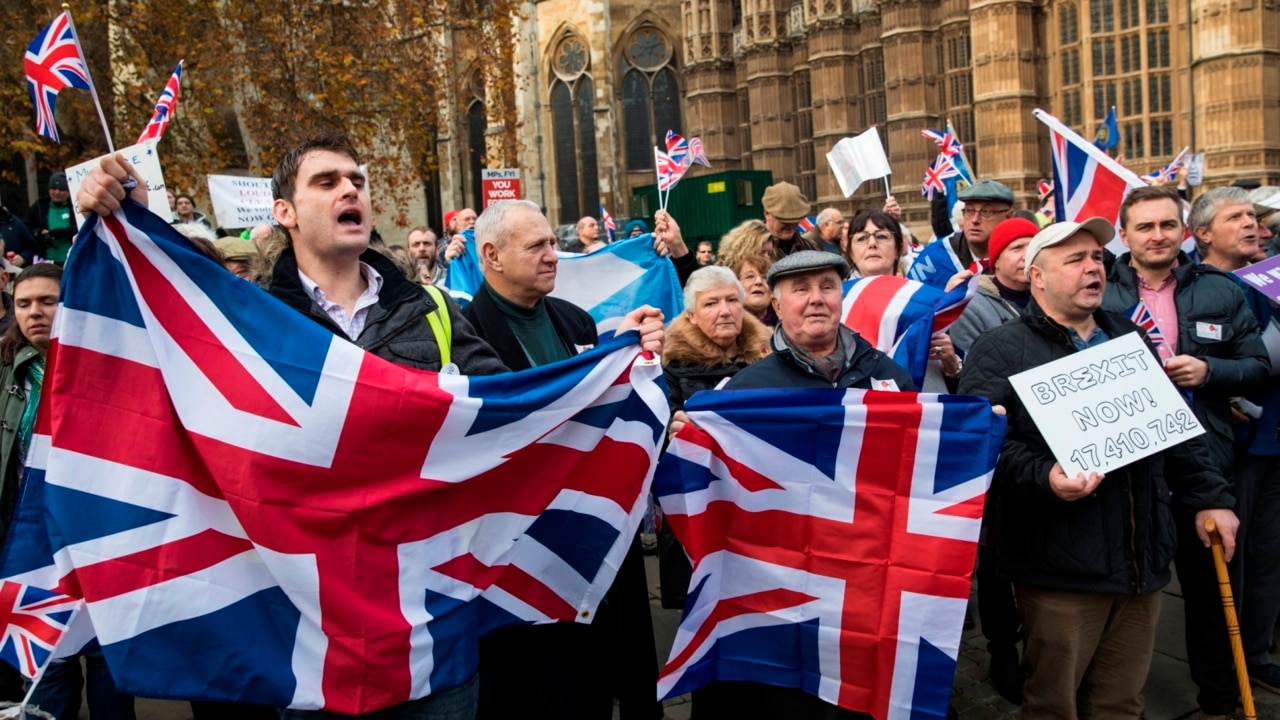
[959,217,1238,720]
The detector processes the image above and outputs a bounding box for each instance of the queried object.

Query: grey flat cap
[957,180,1015,205]
[766,250,850,287]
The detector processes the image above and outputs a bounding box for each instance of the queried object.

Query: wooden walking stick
[1204,517,1256,720]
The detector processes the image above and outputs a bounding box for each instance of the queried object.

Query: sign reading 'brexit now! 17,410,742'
[481,169,521,209]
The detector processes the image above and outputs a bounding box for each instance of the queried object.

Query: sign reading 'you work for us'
[1009,331,1205,477]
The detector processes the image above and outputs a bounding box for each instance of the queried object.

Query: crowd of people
[0,135,1273,720]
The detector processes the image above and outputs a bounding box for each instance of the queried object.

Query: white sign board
[207,174,275,229]
[65,142,169,228]
[1186,153,1206,187]
[1009,332,1205,477]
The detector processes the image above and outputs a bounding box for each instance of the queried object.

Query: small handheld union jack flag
[0,581,81,679]
[1127,301,1166,348]
[921,154,959,200]
[1143,147,1189,185]
[665,131,690,167]
[24,11,91,143]
[921,128,962,158]
[599,205,616,241]
[138,60,184,144]
[687,137,712,168]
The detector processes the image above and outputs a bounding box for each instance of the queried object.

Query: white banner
[826,127,892,198]
[1009,331,1205,477]
[66,142,169,229]
[1186,153,1206,187]
[207,174,275,229]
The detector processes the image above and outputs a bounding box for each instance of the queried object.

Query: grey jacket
[950,275,1024,354]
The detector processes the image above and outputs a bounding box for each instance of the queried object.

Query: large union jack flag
[842,275,976,388]
[1035,109,1146,226]
[137,60,183,144]
[10,201,668,713]
[655,389,1005,718]
[24,11,91,143]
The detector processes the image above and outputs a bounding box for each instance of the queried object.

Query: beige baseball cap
[1025,217,1115,271]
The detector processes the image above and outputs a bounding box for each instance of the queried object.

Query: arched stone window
[465,69,487,210]
[549,33,599,224]
[619,24,682,172]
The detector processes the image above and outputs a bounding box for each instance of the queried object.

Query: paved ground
[69,557,1280,719]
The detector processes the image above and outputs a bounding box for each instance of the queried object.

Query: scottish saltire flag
[1143,146,1189,185]
[548,234,684,335]
[666,130,690,167]
[688,137,712,168]
[137,60,183,144]
[24,11,91,142]
[841,275,974,388]
[600,205,616,241]
[444,233,682,335]
[1126,301,1166,349]
[1093,106,1120,151]
[1035,109,1146,228]
[27,201,668,713]
[655,389,1005,717]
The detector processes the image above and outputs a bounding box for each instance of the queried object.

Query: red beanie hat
[987,217,1040,265]
[443,210,459,232]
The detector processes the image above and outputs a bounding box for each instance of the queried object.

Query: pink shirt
[1136,269,1178,362]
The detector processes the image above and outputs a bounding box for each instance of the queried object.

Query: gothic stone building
[447,0,1280,232]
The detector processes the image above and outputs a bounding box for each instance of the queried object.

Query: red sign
[481,169,521,208]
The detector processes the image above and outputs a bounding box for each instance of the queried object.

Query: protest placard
[1009,331,1205,477]
[481,169,521,208]
[207,174,275,229]
[1235,255,1280,305]
[65,142,169,228]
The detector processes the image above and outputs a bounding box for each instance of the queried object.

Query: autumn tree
[2,0,524,228]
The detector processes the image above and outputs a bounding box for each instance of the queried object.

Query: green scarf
[17,354,44,466]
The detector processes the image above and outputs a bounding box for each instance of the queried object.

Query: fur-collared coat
[661,311,770,414]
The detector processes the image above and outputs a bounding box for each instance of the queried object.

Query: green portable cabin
[629,170,773,252]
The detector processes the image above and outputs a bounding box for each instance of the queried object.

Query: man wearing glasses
[908,179,1016,290]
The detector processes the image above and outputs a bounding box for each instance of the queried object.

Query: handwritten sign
[208,174,275,229]
[65,142,169,228]
[1009,332,1204,476]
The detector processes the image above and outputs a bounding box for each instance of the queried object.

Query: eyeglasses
[960,207,1011,220]
[851,232,895,246]
[739,272,763,283]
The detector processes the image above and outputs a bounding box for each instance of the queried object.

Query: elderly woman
[671,252,912,719]
[658,265,770,609]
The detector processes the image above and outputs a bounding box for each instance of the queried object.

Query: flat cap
[765,250,850,287]
[761,182,811,223]
[214,236,256,262]
[957,179,1015,205]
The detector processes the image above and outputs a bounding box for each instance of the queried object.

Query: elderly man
[406,226,443,285]
[908,179,1015,290]
[760,182,819,258]
[1187,186,1280,702]
[802,207,843,254]
[443,207,478,263]
[669,251,912,718]
[460,199,663,720]
[77,134,508,720]
[960,218,1239,720]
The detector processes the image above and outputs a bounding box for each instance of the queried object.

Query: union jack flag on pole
[666,130,691,167]
[656,389,1005,717]
[600,205,616,241]
[24,11,91,143]
[137,60,184,144]
[7,201,668,713]
[1126,301,1166,350]
[921,128,962,158]
[688,137,712,168]
[656,147,687,210]
[1035,109,1147,227]
[921,154,959,200]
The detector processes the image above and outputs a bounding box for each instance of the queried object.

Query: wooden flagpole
[1205,517,1257,720]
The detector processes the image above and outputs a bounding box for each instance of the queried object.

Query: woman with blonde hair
[715,219,774,274]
